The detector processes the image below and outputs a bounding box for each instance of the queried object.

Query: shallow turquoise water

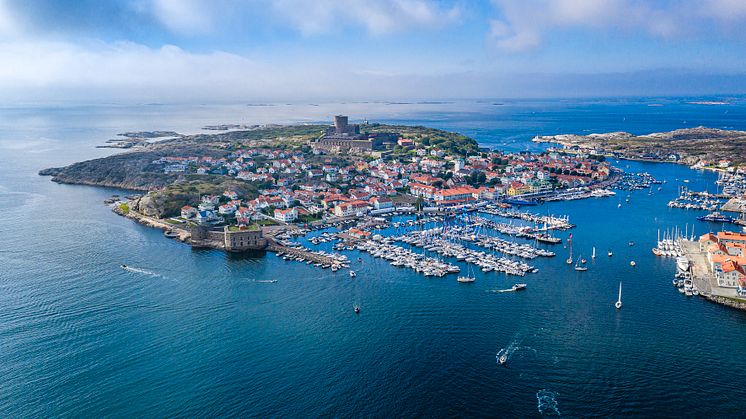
[1,99,745,417]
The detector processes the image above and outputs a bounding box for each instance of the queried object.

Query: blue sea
[2,98,746,417]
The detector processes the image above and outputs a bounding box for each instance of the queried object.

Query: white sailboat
[615,282,623,309]
[566,243,573,265]
[574,255,588,271]
[591,247,596,259]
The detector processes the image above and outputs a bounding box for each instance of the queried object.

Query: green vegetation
[367,124,480,157]
[118,202,130,214]
[298,213,323,223]
[228,224,260,231]
[148,178,259,217]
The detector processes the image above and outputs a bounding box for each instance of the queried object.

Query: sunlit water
[1,99,746,417]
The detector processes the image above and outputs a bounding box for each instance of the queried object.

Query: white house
[274,208,297,223]
[181,205,198,219]
[370,196,393,210]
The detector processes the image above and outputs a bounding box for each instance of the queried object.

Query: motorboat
[354,306,361,314]
[496,349,508,365]
[349,270,356,278]
[457,276,476,283]
[512,283,527,291]
[630,261,636,267]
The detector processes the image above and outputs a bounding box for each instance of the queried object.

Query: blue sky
[1,0,746,102]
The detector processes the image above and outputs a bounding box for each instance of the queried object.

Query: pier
[267,239,346,266]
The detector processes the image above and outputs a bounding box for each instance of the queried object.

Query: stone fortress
[315,115,397,152]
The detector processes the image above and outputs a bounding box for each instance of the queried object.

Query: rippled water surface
[2,99,746,417]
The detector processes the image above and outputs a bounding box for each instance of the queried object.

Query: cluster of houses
[699,231,746,292]
[163,131,612,227]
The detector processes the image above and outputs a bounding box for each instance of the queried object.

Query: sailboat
[458,247,476,283]
[574,255,588,271]
[615,282,623,309]
[591,247,596,259]
[566,244,573,265]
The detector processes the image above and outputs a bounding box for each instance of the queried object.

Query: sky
[1,0,746,103]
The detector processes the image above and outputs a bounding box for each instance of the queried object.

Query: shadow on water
[225,250,268,261]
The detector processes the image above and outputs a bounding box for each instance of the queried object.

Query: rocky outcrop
[534,127,746,167]
[706,295,746,311]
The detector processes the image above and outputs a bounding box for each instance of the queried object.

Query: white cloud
[0,38,459,102]
[143,0,461,36]
[0,0,19,37]
[149,0,214,34]
[488,0,746,51]
[270,0,461,36]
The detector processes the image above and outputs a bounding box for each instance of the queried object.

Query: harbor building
[699,231,746,288]
[224,226,267,252]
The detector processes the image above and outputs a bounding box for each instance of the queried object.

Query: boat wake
[536,389,560,416]
[120,265,162,278]
[488,288,518,293]
[253,280,278,283]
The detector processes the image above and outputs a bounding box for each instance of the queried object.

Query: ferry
[697,212,735,223]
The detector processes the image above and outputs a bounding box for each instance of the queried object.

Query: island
[40,115,617,254]
[533,126,746,169]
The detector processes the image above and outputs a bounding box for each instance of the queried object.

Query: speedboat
[354,306,360,314]
[496,348,508,365]
[512,283,527,291]
[630,261,636,267]
[120,264,127,268]
[349,270,356,278]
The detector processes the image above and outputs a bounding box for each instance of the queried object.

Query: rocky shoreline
[533,126,746,168]
[705,295,746,312]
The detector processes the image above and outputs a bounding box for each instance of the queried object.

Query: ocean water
[2,99,746,417]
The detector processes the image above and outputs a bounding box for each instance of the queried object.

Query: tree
[414,196,425,211]
[477,171,486,184]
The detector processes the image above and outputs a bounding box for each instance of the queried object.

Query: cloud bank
[1,0,746,102]
[489,0,746,51]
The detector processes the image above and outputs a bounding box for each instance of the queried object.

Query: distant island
[533,126,746,169]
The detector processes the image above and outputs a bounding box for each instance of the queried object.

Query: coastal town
[46,115,746,310]
[138,115,615,235]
